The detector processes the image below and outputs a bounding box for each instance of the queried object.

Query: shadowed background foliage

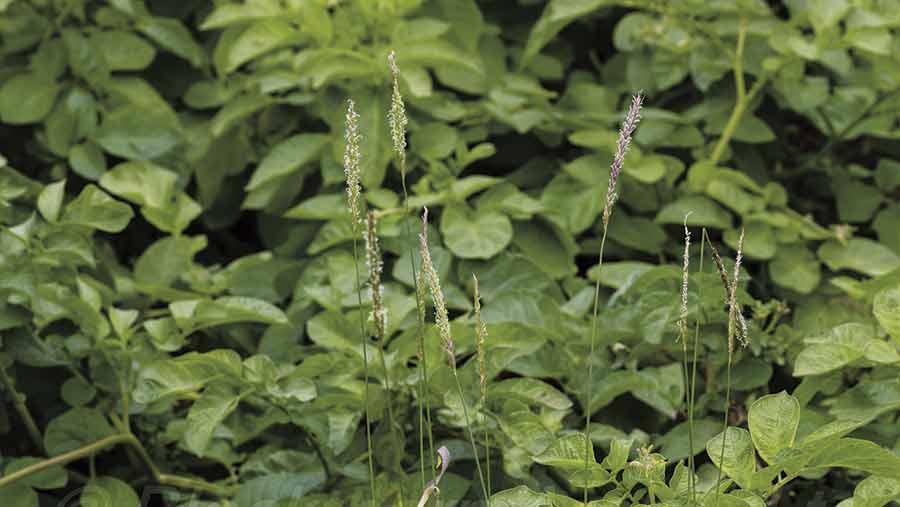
[0,0,899,505]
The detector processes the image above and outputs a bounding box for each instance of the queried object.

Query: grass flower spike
[388,51,408,176]
[473,273,491,493]
[419,208,489,501]
[603,93,644,227]
[344,99,362,229]
[678,215,692,343]
[365,212,387,339]
[344,97,375,507]
[419,208,455,368]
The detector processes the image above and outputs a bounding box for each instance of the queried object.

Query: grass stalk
[677,216,694,501]
[473,274,491,495]
[687,228,708,502]
[584,93,643,505]
[711,230,744,507]
[583,225,608,505]
[344,98,377,506]
[419,209,489,503]
[388,50,436,490]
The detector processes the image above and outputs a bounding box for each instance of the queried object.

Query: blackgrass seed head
[473,274,488,398]
[387,50,408,175]
[603,93,644,228]
[678,214,691,344]
[344,99,362,229]
[365,212,387,339]
[419,208,455,368]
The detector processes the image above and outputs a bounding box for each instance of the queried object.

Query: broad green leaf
[873,286,900,344]
[656,419,721,462]
[793,323,882,376]
[44,407,115,456]
[210,94,273,137]
[142,191,203,234]
[398,39,484,78]
[171,297,289,332]
[770,244,821,294]
[134,235,207,288]
[62,185,133,232]
[491,486,551,506]
[725,222,776,260]
[81,477,139,507]
[185,385,242,457]
[806,438,900,478]
[136,17,205,67]
[818,239,900,276]
[706,427,756,489]
[656,195,732,229]
[845,27,892,55]
[0,72,60,124]
[833,177,883,223]
[37,179,65,223]
[512,221,576,279]
[246,134,329,191]
[533,433,596,469]
[808,0,850,32]
[440,205,512,259]
[201,2,282,29]
[134,350,243,403]
[226,20,300,73]
[589,260,654,289]
[602,437,632,473]
[354,89,391,187]
[873,205,900,254]
[829,379,900,423]
[4,458,67,489]
[61,375,97,407]
[68,142,107,180]
[490,378,572,410]
[585,369,654,414]
[853,475,900,507]
[608,214,666,254]
[546,492,616,507]
[100,161,177,208]
[90,30,156,70]
[233,473,326,507]
[94,105,181,160]
[0,484,37,507]
[521,0,612,67]
[283,193,348,220]
[748,392,800,464]
[411,122,458,159]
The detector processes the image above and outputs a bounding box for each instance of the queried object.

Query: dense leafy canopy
[0,0,899,506]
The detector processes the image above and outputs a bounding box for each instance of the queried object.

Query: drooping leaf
[748,392,800,464]
[706,427,756,489]
[440,205,513,259]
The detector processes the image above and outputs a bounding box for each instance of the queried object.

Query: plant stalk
[583,225,609,505]
[452,370,489,503]
[0,365,46,455]
[351,235,378,507]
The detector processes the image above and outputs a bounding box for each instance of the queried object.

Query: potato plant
[0,0,899,506]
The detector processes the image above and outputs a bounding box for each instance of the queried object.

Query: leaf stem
[583,224,609,505]
[0,365,46,455]
[0,433,235,497]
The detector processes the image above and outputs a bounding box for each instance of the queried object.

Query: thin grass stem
[687,228,708,502]
[583,225,609,505]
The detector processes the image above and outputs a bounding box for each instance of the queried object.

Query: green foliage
[0,0,899,506]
